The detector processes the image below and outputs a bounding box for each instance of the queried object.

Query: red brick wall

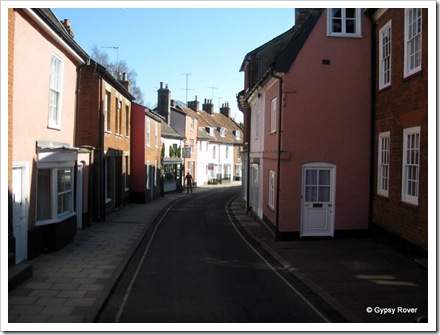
[77,66,101,147]
[373,9,428,250]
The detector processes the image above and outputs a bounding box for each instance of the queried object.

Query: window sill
[105,197,112,204]
[47,124,62,131]
[105,130,112,134]
[376,193,389,200]
[35,212,75,226]
[327,33,363,39]
[399,200,419,210]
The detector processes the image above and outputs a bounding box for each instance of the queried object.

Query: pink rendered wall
[278,10,372,232]
[262,80,280,225]
[12,11,80,225]
[130,103,146,192]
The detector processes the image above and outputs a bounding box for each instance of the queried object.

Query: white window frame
[190,139,194,154]
[377,131,390,197]
[155,122,159,148]
[146,160,151,190]
[125,105,130,137]
[190,117,195,131]
[270,97,277,133]
[146,118,151,147]
[255,109,261,139]
[327,8,362,37]
[379,20,392,89]
[225,146,229,159]
[401,126,420,205]
[268,170,275,211]
[104,91,111,133]
[36,166,75,226]
[404,8,422,78]
[48,53,63,129]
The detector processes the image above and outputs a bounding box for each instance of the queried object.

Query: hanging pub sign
[182,147,191,158]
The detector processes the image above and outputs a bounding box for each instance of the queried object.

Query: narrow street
[96,186,335,323]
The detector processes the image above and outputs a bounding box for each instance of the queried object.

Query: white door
[301,163,335,237]
[12,166,28,263]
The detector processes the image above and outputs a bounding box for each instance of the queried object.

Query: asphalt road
[96,187,336,324]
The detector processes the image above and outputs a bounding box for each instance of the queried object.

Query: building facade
[371,8,428,251]
[76,60,135,222]
[9,8,88,260]
[241,9,372,238]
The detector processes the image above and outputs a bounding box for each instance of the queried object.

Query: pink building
[241,9,372,238]
[9,9,88,262]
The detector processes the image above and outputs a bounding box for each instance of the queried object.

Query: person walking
[185,172,193,194]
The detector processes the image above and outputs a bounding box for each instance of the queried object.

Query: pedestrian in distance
[185,172,193,194]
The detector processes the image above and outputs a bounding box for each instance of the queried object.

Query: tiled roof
[176,105,243,146]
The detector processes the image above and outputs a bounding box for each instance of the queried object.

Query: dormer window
[218,127,226,137]
[206,126,214,136]
[233,130,241,140]
[327,8,361,37]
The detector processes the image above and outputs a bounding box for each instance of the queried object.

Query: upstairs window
[48,54,63,128]
[379,21,392,89]
[104,91,111,132]
[404,8,422,77]
[328,8,361,37]
[270,97,277,133]
[146,118,151,147]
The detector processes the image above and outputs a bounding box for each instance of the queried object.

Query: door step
[8,261,33,291]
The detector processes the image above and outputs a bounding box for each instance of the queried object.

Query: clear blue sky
[51,5,296,123]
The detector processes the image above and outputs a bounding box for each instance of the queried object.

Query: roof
[176,104,243,146]
[239,25,296,72]
[275,9,323,73]
[160,119,185,140]
[32,9,89,62]
[243,9,323,99]
[89,59,136,101]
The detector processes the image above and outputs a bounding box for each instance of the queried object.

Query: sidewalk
[229,196,429,324]
[8,190,191,324]
[8,184,429,326]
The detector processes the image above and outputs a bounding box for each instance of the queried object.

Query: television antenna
[182,73,193,104]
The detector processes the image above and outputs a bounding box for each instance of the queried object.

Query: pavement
[7,183,430,329]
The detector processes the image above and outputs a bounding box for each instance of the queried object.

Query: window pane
[346,8,356,18]
[37,169,52,220]
[318,186,330,202]
[332,19,342,33]
[306,186,317,202]
[331,8,342,18]
[306,170,317,185]
[346,19,355,33]
[319,170,330,186]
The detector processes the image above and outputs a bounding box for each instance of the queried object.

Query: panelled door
[301,163,335,237]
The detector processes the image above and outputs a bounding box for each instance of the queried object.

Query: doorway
[12,164,28,263]
[301,163,336,237]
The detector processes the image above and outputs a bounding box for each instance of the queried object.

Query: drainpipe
[271,70,283,241]
[98,73,106,222]
[369,21,377,231]
[245,104,251,213]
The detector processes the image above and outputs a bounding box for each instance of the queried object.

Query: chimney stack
[61,19,75,38]
[157,82,171,124]
[202,99,214,115]
[187,95,199,112]
[295,8,311,28]
[119,72,131,92]
[220,102,231,118]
